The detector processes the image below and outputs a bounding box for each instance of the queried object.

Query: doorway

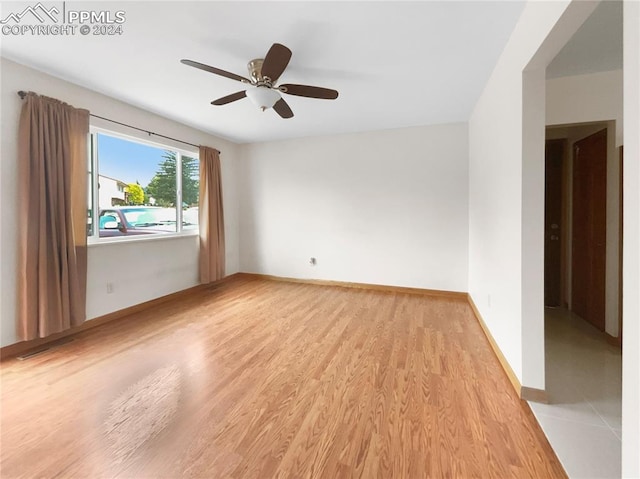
[540,125,622,478]
[544,124,620,336]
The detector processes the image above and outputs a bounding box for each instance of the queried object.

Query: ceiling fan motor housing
[248,59,266,84]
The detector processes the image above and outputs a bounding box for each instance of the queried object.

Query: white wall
[622,1,640,476]
[85,235,200,320]
[470,1,565,387]
[239,124,469,292]
[468,0,598,389]
[546,69,623,145]
[0,58,240,347]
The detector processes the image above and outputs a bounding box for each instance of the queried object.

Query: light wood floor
[1,276,566,478]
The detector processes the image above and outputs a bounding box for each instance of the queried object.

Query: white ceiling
[547,0,622,79]
[1,1,526,143]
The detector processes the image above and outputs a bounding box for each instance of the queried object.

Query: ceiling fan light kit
[181,42,339,119]
[245,86,281,111]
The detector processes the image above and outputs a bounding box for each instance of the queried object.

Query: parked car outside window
[99,206,188,237]
[182,207,199,231]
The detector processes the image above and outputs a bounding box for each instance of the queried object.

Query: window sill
[87,231,199,247]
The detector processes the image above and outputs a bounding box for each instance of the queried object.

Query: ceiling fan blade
[211,91,247,106]
[181,59,250,84]
[261,43,292,83]
[279,83,338,100]
[273,98,294,119]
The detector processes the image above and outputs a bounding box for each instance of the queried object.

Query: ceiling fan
[181,43,338,119]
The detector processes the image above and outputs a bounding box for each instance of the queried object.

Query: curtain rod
[17,91,219,154]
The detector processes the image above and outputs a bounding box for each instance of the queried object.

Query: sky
[97,133,167,187]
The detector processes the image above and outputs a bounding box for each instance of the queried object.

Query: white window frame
[88,127,199,244]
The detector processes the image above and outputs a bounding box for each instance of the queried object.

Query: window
[87,130,199,239]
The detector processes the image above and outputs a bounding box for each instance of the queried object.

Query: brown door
[545,140,564,306]
[572,129,607,331]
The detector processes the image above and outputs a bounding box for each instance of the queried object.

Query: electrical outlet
[309,257,317,266]
[106,282,114,294]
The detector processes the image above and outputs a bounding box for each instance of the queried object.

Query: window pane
[182,155,199,231]
[96,133,177,237]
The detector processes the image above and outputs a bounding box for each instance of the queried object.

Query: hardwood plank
[0,276,566,478]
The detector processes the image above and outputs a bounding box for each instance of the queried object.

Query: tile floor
[529,308,622,478]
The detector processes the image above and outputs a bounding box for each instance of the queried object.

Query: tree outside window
[146,152,199,207]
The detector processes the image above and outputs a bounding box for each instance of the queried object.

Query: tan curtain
[17,92,89,341]
[198,146,225,283]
